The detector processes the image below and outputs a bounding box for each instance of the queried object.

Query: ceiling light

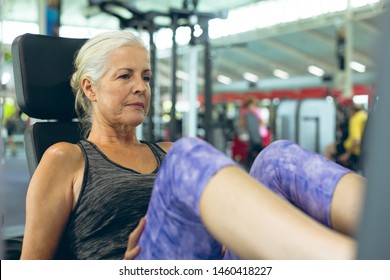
[217,74,232,85]
[308,65,324,77]
[273,69,289,79]
[193,24,203,37]
[350,61,366,73]
[243,72,259,83]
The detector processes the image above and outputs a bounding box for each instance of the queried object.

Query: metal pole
[183,44,198,138]
[203,23,213,144]
[357,7,390,259]
[0,0,3,244]
[343,0,353,97]
[170,14,178,141]
[188,44,198,138]
[37,0,47,35]
[147,26,156,142]
[0,0,4,163]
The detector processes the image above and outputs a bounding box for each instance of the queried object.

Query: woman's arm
[20,143,83,259]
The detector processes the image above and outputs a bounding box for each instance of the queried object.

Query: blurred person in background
[338,103,368,172]
[240,97,264,169]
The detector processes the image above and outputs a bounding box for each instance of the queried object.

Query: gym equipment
[12,34,86,176]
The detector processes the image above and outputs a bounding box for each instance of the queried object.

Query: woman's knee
[251,140,297,169]
[248,139,311,193]
[157,136,237,216]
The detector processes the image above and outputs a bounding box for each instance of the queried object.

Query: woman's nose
[132,76,148,94]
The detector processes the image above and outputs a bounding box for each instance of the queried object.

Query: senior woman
[20,30,365,260]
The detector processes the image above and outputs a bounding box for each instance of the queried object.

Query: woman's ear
[81,77,96,102]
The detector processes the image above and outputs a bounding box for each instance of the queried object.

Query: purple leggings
[135,137,350,260]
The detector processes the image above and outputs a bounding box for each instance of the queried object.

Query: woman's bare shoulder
[37,142,84,175]
[43,141,82,161]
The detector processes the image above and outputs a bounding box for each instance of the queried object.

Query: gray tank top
[60,139,166,259]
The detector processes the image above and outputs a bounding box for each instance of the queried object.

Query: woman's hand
[123,216,146,260]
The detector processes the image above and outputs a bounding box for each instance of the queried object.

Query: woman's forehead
[111,45,149,57]
[108,45,150,67]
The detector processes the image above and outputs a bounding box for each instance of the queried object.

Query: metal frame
[357,9,390,259]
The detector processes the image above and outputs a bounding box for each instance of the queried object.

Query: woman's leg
[200,162,356,260]
[330,172,365,236]
[135,137,238,260]
[224,139,364,260]
[137,137,356,260]
[248,140,365,235]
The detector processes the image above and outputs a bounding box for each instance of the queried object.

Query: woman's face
[91,45,152,129]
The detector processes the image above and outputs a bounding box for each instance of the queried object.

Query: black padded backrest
[12,33,87,176]
[12,33,87,120]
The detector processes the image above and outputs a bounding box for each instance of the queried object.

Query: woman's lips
[128,102,145,108]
